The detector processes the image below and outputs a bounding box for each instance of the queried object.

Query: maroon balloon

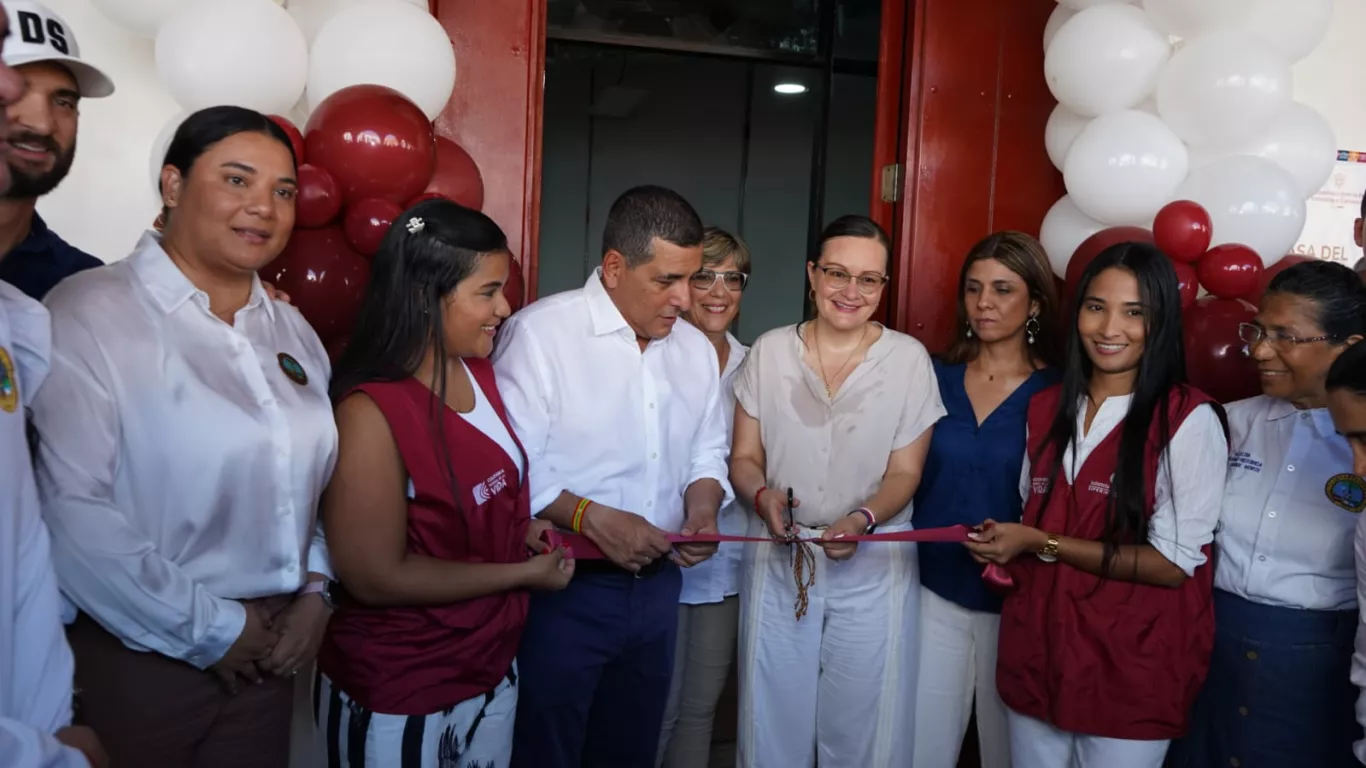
[1152,200,1213,264]
[269,114,306,165]
[504,256,526,313]
[325,335,350,364]
[260,226,371,343]
[1184,296,1261,404]
[1252,254,1315,304]
[1064,226,1155,307]
[304,84,436,205]
[1171,260,1199,310]
[1197,244,1264,301]
[343,198,403,258]
[295,164,342,228]
[422,137,484,210]
[405,191,450,210]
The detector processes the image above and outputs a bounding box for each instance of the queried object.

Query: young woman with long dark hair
[965,243,1229,767]
[317,200,573,767]
[912,231,1061,768]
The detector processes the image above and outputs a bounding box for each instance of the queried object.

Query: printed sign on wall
[1292,150,1366,267]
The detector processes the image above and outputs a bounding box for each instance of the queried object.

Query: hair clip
[406,217,425,235]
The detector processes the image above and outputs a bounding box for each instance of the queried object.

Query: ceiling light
[774,83,808,95]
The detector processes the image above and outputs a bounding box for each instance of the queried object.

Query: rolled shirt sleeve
[893,341,946,450]
[685,351,735,511]
[1146,403,1228,577]
[492,316,564,516]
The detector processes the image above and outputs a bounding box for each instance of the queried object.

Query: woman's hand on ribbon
[755,487,800,539]
[963,520,1047,565]
[818,513,865,561]
[581,503,673,573]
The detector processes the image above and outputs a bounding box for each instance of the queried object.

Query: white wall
[31,0,178,261]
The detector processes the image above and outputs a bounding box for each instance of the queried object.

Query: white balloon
[1064,110,1189,226]
[1155,31,1292,148]
[1142,0,1263,39]
[1043,5,1076,52]
[1040,196,1106,277]
[148,110,189,198]
[288,0,431,44]
[1237,0,1333,63]
[1058,0,1134,10]
[1045,104,1090,171]
[1044,4,1169,117]
[307,1,457,121]
[1188,102,1337,198]
[1175,154,1306,267]
[156,0,308,114]
[89,0,191,39]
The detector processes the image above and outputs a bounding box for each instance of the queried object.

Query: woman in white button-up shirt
[1171,261,1366,768]
[31,106,337,768]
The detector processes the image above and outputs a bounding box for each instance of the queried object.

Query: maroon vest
[319,358,530,715]
[996,383,1218,740]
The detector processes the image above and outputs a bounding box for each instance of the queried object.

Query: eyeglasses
[812,264,889,295]
[1237,322,1337,349]
[689,269,749,292]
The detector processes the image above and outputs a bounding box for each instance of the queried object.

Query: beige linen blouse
[733,323,945,528]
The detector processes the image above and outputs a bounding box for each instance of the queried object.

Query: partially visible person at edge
[493,185,731,768]
[1325,344,1366,766]
[729,215,945,768]
[32,106,337,768]
[0,1,111,299]
[911,231,1062,768]
[656,227,752,768]
[316,199,574,767]
[0,3,105,765]
[1170,260,1366,768]
[966,243,1230,768]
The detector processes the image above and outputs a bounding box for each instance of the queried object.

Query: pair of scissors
[785,487,796,564]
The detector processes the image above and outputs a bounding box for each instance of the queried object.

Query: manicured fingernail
[967,532,982,541]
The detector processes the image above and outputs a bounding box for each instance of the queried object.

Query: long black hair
[1033,242,1213,578]
[332,198,511,517]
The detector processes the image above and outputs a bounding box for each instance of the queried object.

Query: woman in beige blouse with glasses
[729,215,944,768]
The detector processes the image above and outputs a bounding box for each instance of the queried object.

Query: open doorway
[537,0,881,343]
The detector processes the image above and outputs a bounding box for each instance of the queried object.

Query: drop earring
[1026,313,1040,345]
[966,322,973,339]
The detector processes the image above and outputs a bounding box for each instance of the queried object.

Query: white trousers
[736,522,919,768]
[318,669,517,768]
[1008,712,1169,768]
[912,586,1011,768]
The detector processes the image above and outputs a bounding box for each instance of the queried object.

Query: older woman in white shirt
[32,106,337,768]
[656,227,751,768]
[1170,260,1366,768]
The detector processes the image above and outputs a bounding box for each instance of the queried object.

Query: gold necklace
[813,322,867,398]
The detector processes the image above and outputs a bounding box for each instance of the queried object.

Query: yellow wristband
[572,498,591,533]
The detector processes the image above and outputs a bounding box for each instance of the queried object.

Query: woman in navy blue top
[911,231,1061,768]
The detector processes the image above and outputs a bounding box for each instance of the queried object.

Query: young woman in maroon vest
[965,243,1230,767]
[316,199,574,768]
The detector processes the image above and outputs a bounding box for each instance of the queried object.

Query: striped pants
[318,666,517,768]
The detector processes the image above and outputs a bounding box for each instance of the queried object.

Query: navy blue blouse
[914,360,1059,613]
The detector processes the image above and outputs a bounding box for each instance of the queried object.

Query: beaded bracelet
[571,497,592,533]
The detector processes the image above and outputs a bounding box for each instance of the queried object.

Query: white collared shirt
[1354,509,1366,763]
[1214,395,1361,611]
[679,332,747,605]
[1019,394,1229,576]
[491,270,734,532]
[0,282,87,767]
[32,233,338,670]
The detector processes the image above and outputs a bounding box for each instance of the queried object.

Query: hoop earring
[1026,313,1041,346]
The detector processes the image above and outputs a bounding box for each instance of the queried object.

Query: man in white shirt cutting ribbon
[495,185,732,768]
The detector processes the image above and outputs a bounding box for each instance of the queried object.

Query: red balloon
[1153,200,1213,264]
[1252,254,1314,304]
[296,164,342,228]
[269,115,305,165]
[405,191,450,209]
[423,137,484,210]
[1064,226,1155,307]
[504,256,526,313]
[260,226,371,343]
[304,85,436,205]
[1197,244,1265,301]
[1172,260,1199,310]
[325,335,350,364]
[1184,296,1261,404]
[343,198,403,258]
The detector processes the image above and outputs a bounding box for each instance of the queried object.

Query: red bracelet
[754,486,768,514]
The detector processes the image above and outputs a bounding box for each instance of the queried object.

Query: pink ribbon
[541,524,974,561]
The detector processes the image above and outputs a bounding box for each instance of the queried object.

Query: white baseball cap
[2,1,114,98]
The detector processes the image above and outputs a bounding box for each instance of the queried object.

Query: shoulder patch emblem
[1326,473,1366,514]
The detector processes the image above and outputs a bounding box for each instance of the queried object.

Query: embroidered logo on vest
[1087,480,1112,495]
[0,347,16,414]
[472,469,508,505]
[1031,477,1051,495]
[1326,473,1366,513]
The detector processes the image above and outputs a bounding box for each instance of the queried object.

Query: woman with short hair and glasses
[656,227,751,768]
[728,215,944,766]
[1170,260,1366,768]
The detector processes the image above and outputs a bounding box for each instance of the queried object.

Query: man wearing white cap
[0,0,112,300]
[0,3,108,766]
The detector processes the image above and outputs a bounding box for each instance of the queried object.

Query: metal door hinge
[880,163,904,203]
